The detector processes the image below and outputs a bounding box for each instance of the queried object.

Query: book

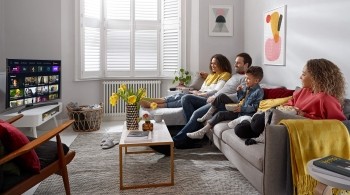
[311,163,350,180]
[124,131,151,143]
[313,155,350,177]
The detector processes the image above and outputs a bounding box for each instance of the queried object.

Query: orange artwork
[264,5,286,65]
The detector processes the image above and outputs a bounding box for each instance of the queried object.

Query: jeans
[181,94,208,122]
[164,93,185,108]
[172,104,210,146]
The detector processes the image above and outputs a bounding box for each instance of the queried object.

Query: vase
[142,121,153,131]
[126,104,139,130]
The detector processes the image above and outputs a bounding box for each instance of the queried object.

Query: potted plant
[172,68,191,87]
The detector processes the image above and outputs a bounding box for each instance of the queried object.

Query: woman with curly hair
[140,54,232,108]
[285,58,346,119]
[234,58,346,139]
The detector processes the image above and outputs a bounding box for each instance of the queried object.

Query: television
[6,59,61,113]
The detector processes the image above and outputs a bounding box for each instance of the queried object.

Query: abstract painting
[264,5,286,65]
[209,5,233,36]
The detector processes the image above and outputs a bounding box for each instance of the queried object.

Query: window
[76,0,183,79]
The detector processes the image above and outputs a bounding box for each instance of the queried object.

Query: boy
[187,66,264,139]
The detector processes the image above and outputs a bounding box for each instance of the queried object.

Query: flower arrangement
[172,68,191,86]
[109,84,146,106]
[142,113,151,122]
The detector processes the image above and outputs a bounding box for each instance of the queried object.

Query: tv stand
[1,102,62,137]
[18,102,59,113]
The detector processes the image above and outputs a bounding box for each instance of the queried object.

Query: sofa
[143,81,350,194]
[207,98,350,194]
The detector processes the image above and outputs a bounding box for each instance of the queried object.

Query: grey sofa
[207,99,350,194]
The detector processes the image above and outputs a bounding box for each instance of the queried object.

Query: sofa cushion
[267,108,306,125]
[263,88,294,99]
[212,122,230,139]
[140,107,186,126]
[0,122,40,173]
[221,128,264,171]
[189,75,205,90]
[27,137,70,169]
[343,99,350,120]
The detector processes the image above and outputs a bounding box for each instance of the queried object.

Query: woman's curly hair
[306,59,346,104]
[209,54,232,74]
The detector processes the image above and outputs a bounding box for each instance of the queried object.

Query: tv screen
[6,59,61,110]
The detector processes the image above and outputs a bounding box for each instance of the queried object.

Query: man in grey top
[172,53,252,149]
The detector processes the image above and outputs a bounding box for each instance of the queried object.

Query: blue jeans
[164,93,185,108]
[172,104,210,146]
[181,94,208,122]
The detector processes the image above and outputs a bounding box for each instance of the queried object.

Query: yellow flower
[128,95,137,104]
[109,83,148,107]
[109,93,118,106]
[150,102,158,110]
[119,84,127,92]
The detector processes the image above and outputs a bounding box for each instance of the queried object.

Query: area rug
[34,133,260,195]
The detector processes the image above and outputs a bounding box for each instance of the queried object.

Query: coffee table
[119,120,174,190]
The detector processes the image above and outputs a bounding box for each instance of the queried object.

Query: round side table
[307,159,350,195]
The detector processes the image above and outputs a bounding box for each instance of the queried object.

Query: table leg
[314,182,332,195]
[53,116,58,127]
[119,146,124,190]
[170,143,174,185]
[31,126,38,138]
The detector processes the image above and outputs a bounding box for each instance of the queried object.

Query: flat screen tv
[6,59,61,113]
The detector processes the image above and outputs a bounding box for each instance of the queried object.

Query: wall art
[209,5,233,37]
[264,5,286,65]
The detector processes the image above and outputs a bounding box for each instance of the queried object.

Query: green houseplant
[172,68,191,86]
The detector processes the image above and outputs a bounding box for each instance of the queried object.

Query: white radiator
[103,80,161,118]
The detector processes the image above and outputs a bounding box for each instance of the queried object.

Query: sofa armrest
[263,124,292,195]
[0,120,74,166]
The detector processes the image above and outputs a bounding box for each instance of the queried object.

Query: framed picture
[263,5,287,65]
[209,5,233,37]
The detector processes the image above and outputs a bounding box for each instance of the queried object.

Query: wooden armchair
[0,114,75,195]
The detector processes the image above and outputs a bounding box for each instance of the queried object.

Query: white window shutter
[81,0,102,78]
[79,0,182,79]
[162,0,180,74]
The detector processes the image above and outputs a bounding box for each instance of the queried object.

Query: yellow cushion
[258,96,292,111]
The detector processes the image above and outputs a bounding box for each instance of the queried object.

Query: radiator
[103,80,161,118]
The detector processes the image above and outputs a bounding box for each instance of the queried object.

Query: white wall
[244,0,350,98]
[0,0,244,118]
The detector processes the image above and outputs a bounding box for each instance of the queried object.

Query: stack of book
[312,155,350,179]
[124,131,152,143]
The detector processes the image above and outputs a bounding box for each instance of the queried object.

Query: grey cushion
[221,128,264,171]
[189,75,204,90]
[212,121,230,139]
[343,99,350,120]
[267,108,306,125]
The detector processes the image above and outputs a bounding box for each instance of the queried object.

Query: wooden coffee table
[119,120,174,190]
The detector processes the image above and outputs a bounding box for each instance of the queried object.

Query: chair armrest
[0,119,74,166]
[5,114,24,124]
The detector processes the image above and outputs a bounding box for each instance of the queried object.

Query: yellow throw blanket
[280,119,350,195]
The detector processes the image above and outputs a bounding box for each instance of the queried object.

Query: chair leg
[56,134,71,195]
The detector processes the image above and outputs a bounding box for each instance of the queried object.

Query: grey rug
[35,133,260,195]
